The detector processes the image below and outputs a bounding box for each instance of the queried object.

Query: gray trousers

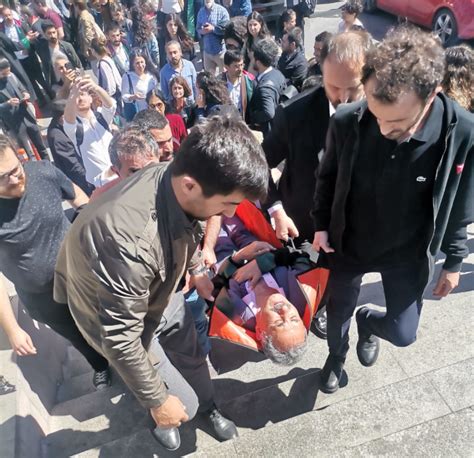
[148,292,214,419]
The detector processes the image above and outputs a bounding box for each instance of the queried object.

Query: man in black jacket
[262,31,371,245]
[47,99,93,195]
[36,21,82,91]
[247,38,286,136]
[277,27,308,91]
[312,26,473,393]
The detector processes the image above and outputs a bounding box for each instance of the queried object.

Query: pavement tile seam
[340,406,474,457]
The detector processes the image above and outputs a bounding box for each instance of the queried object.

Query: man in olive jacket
[54,116,269,449]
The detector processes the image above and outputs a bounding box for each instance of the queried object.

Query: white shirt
[337,18,364,33]
[226,76,241,112]
[97,56,122,96]
[161,0,182,14]
[63,102,117,187]
[121,71,157,112]
[4,24,27,60]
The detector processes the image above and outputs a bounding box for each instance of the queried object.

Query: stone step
[55,371,96,404]
[62,354,93,380]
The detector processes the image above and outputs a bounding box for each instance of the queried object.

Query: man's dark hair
[361,25,445,103]
[106,22,121,35]
[224,49,244,66]
[224,16,247,50]
[0,57,10,71]
[341,0,363,16]
[33,0,47,7]
[253,37,279,68]
[286,27,303,50]
[170,115,268,200]
[320,30,372,70]
[130,109,169,131]
[315,31,332,44]
[50,99,67,119]
[41,20,56,33]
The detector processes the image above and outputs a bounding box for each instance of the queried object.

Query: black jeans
[17,288,109,372]
[326,257,428,360]
[15,118,48,160]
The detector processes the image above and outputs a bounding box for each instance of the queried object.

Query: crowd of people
[0,0,473,451]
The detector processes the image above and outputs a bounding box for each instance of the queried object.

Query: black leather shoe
[151,426,181,451]
[203,405,238,442]
[320,355,345,394]
[356,307,380,367]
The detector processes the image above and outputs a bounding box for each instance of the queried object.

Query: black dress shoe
[151,426,181,451]
[203,405,238,441]
[320,355,345,394]
[356,307,380,367]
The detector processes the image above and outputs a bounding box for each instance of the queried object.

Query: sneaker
[93,367,111,390]
[0,376,15,395]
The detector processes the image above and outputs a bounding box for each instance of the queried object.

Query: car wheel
[433,9,458,47]
[363,0,377,13]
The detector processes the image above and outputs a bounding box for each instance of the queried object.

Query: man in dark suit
[277,27,308,91]
[0,58,47,159]
[262,31,371,245]
[247,37,286,136]
[0,32,36,101]
[36,21,82,90]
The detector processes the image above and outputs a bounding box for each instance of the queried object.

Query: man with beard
[106,23,130,76]
[0,58,48,160]
[262,30,371,246]
[160,40,198,103]
[0,135,111,388]
[54,116,268,450]
[277,27,308,91]
[36,21,82,91]
[312,26,473,393]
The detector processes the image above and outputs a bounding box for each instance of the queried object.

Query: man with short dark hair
[106,23,130,76]
[54,115,269,450]
[31,0,64,39]
[197,0,229,75]
[0,134,110,389]
[312,26,473,393]
[248,38,286,136]
[0,58,48,160]
[160,41,198,103]
[222,49,254,118]
[36,21,82,90]
[307,30,332,77]
[278,27,308,90]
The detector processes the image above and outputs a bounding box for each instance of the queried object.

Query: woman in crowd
[121,49,157,120]
[168,75,196,127]
[244,11,270,71]
[162,13,195,62]
[146,87,188,151]
[130,6,160,73]
[195,70,238,121]
[156,0,184,66]
[91,37,123,110]
[442,45,474,113]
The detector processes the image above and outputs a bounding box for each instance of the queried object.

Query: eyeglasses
[0,160,23,185]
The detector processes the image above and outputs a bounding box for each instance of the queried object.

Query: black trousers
[17,288,109,372]
[326,257,429,361]
[20,55,54,103]
[15,118,48,160]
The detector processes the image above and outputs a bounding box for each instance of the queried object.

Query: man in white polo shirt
[63,75,117,188]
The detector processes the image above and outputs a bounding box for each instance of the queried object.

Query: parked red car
[364,0,474,46]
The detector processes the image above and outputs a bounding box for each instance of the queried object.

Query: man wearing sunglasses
[312,26,473,394]
[0,136,111,389]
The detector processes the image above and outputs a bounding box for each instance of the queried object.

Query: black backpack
[301,0,317,17]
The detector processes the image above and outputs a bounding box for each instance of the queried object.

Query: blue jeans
[184,288,211,355]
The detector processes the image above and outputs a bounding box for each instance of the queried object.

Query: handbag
[123,73,137,122]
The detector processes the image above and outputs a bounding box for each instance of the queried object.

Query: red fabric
[166,113,187,152]
[235,200,283,248]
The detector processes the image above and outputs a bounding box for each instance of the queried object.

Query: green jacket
[54,164,204,408]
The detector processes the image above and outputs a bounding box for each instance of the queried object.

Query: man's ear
[180,175,201,197]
